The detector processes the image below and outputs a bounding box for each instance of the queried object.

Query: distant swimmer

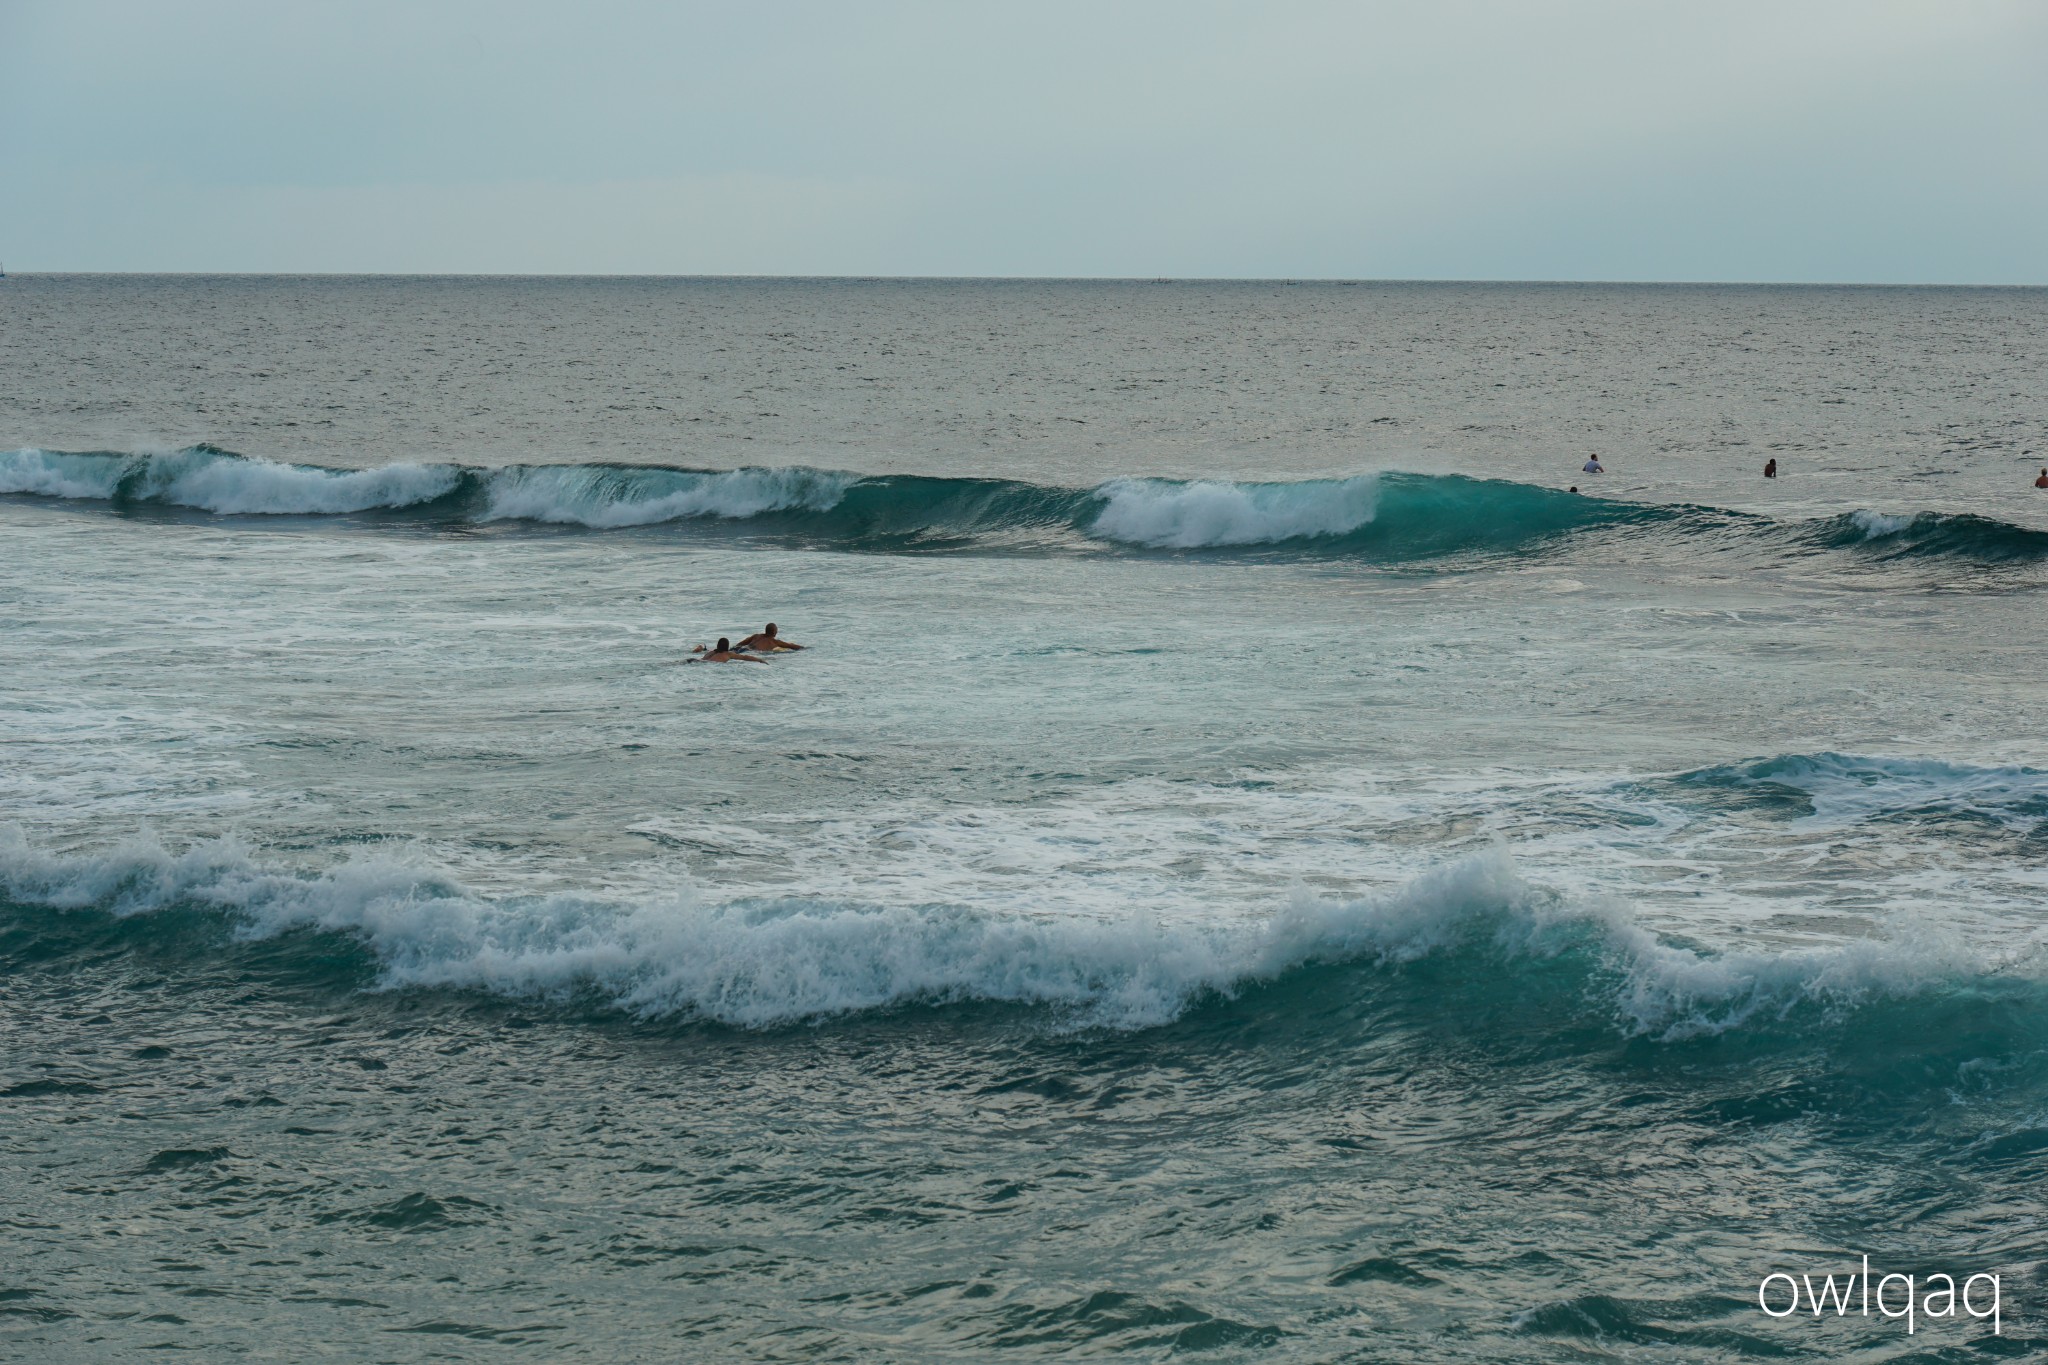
[1568,486,1579,494]
[1581,454,1604,475]
[735,623,804,652]
[1764,458,1778,479]
[691,637,766,664]
[2036,467,2048,489]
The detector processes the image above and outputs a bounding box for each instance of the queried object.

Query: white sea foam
[0,448,133,499]
[0,447,856,523]
[136,450,460,514]
[1087,476,1380,548]
[1595,914,1974,1039]
[1849,509,1916,539]
[0,446,459,513]
[0,827,1991,1036]
[479,465,856,527]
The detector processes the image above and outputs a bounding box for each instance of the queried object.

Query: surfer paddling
[735,623,803,652]
[689,637,766,664]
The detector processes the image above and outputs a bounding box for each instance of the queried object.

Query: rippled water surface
[3,277,2047,1361]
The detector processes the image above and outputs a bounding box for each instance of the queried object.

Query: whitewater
[4,276,2047,1363]
[9,445,2048,568]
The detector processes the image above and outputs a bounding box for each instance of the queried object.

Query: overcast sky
[3,0,2043,280]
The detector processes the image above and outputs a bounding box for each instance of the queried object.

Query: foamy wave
[1849,509,1915,539]
[0,448,132,499]
[11,449,2048,570]
[1596,916,1974,1039]
[1269,860,1975,1040]
[1818,507,2048,565]
[0,828,1986,1036]
[131,448,460,514]
[1087,476,1381,548]
[1694,752,2048,832]
[478,464,855,528]
[1,446,458,514]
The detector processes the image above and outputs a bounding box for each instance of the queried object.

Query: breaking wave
[9,446,2048,569]
[0,446,1658,560]
[1089,476,1381,547]
[0,445,460,514]
[1810,507,2048,563]
[0,827,2007,1041]
[480,462,858,528]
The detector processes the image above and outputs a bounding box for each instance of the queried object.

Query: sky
[2,0,2044,281]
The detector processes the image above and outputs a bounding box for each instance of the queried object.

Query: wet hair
[765,623,777,635]
[716,637,731,651]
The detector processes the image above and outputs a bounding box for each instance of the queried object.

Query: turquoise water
[3,277,2047,1361]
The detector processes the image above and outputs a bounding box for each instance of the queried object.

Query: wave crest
[0,827,1995,1038]
[1816,508,2048,563]
[0,447,134,500]
[9,446,2048,569]
[0,446,1644,563]
[480,464,857,528]
[1088,476,1380,547]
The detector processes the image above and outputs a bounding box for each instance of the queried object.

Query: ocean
[4,275,2047,1361]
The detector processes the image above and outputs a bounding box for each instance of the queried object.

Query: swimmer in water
[1581,454,1604,475]
[735,623,804,652]
[1764,458,1778,479]
[691,637,766,664]
[2036,467,2048,489]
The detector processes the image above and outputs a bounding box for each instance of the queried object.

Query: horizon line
[6,271,2046,290]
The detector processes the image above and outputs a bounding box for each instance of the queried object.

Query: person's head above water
[764,624,778,637]
[716,637,731,651]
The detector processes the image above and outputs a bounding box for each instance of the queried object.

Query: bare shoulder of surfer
[736,623,804,651]
[692,636,766,664]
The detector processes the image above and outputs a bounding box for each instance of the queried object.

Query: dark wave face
[12,445,2048,582]
[1800,508,2048,563]
[0,444,1659,559]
